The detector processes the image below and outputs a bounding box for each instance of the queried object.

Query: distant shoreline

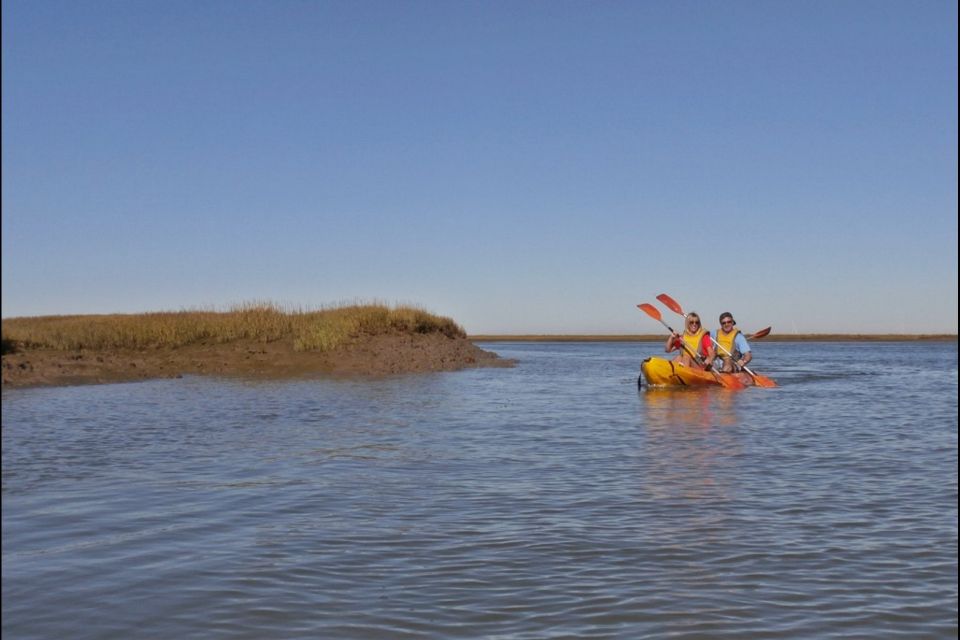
[470,334,958,342]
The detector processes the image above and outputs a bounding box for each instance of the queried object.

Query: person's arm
[665,333,681,353]
[703,334,716,368]
[735,334,752,367]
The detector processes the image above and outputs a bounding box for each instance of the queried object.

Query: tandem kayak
[639,356,752,388]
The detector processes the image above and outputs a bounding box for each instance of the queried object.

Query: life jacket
[714,328,742,359]
[680,328,710,360]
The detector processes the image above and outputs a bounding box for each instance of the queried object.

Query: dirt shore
[1,334,514,389]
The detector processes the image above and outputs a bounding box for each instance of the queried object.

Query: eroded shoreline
[2,334,514,389]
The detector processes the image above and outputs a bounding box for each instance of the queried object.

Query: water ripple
[3,342,957,639]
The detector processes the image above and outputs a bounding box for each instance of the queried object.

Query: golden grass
[1,303,465,353]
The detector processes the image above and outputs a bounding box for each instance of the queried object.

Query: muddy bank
[1,334,514,389]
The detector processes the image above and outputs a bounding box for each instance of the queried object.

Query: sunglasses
[721,320,733,325]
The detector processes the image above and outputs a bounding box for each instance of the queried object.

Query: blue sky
[3,0,957,334]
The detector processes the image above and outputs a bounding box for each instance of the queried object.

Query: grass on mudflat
[1,303,465,354]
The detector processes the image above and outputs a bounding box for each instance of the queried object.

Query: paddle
[655,293,777,388]
[749,327,771,340]
[636,303,745,390]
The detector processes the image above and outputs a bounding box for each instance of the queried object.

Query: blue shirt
[733,333,750,354]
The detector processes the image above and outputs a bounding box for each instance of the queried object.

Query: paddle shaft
[651,317,706,366]
[710,338,761,377]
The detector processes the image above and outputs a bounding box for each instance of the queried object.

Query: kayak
[639,356,752,388]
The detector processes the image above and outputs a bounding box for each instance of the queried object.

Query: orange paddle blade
[749,327,772,340]
[748,371,777,388]
[656,293,685,316]
[753,374,777,389]
[716,372,746,390]
[637,303,662,321]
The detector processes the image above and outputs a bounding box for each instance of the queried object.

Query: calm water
[3,341,957,639]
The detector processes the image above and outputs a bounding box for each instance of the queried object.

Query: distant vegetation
[1,303,465,353]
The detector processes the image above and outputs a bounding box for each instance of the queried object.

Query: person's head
[719,312,735,331]
[685,313,702,332]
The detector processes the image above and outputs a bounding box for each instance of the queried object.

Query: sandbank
[2,334,513,389]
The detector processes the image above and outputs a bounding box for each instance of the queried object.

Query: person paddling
[665,311,714,369]
[712,312,752,373]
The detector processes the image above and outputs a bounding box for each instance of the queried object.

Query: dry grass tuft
[1,303,466,353]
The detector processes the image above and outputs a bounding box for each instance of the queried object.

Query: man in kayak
[665,311,714,368]
[710,312,752,373]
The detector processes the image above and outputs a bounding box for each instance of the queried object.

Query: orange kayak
[639,356,751,388]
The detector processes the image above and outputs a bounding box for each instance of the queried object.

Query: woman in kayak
[665,311,714,368]
[711,311,752,373]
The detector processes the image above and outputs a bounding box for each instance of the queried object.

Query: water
[3,341,957,639]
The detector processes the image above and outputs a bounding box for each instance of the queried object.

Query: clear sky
[3,0,957,335]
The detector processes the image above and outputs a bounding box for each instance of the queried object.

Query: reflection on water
[2,341,957,640]
[641,387,739,429]
[637,388,744,509]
